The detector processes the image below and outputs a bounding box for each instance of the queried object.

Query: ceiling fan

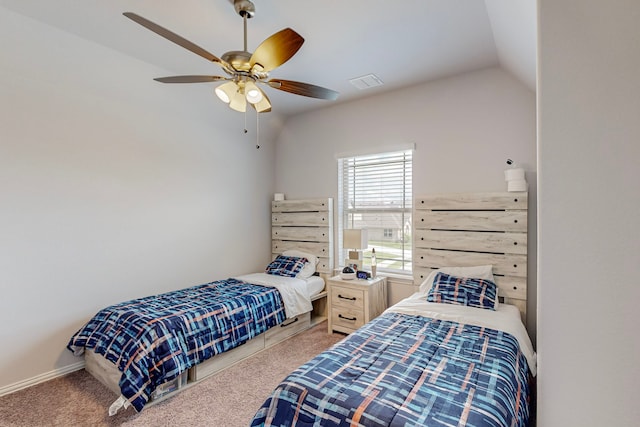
[123,0,339,113]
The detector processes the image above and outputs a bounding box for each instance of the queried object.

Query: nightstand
[327,275,387,334]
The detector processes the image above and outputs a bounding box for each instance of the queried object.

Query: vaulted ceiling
[0,0,536,117]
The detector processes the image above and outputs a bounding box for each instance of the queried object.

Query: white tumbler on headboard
[507,179,528,192]
[504,163,528,192]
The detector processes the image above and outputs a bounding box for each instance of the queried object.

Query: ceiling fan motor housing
[222,50,252,72]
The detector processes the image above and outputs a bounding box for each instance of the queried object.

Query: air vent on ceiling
[348,73,384,90]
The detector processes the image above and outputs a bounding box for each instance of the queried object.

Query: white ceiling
[0,0,536,117]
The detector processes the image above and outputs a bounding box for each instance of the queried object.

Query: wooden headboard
[271,198,334,275]
[413,192,528,320]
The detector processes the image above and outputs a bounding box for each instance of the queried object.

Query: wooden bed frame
[84,198,334,410]
[413,192,528,321]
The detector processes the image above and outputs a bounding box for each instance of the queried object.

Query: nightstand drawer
[331,307,365,330]
[331,286,365,309]
[327,275,387,335]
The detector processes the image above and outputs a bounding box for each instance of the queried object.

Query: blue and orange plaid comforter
[68,278,285,412]
[252,311,530,427]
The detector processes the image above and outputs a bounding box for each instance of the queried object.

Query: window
[338,149,413,275]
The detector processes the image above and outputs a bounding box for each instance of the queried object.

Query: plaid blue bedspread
[68,278,285,412]
[252,312,530,427]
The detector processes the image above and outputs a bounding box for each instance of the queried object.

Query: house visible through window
[338,148,413,275]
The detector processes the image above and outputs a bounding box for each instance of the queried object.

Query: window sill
[379,272,415,285]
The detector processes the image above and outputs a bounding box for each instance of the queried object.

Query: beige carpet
[0,321,344,427]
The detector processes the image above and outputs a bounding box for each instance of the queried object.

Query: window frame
[337,148,413,276]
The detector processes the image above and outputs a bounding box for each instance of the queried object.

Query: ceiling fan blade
[154,75,227,83]
[123,12,225,66]
[250,28,304,73]
[267,79,339,101]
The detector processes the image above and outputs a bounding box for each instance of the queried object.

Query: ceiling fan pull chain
[256,110,260,149]
[244,109,248,134]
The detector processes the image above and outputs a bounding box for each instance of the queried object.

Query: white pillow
[282,250,319,279]
[418,265,495,294]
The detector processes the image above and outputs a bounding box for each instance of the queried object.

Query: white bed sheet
[387,293,537,376]
[234,273,313,319]
[305,275,325,297]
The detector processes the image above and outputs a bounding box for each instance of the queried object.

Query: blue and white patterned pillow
[427,272,498,310]
[265,255,309,278]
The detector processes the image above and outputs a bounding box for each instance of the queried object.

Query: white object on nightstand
[339,265,356,280]
[327,275,387,335]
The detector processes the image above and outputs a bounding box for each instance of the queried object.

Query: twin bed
[68,272,326,413]
[250,192,534,426]
[250,271,535,426]
[67,198,333,414]
[67,193,536,426]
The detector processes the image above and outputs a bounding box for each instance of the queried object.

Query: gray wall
[537,0,640,425]
[0,8,279,391]
[274,66,538,337]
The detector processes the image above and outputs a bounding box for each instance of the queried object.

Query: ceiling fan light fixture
[215,81,237,103]
[246,89,262,103]
[215,88,230,103]
[245,81,264,104]
[252,91,272,113]
[229,87,247,112]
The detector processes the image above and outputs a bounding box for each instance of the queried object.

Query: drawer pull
[338,314,357,321]
[338,294,356,301]
[280,317,299,328]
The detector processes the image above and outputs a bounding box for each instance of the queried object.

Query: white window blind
[338,149,413,274]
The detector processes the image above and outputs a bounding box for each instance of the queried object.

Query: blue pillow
[265,255,308,278]
[427,272,498,310]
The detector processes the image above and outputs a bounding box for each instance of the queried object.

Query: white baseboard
[0,361,85,397]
